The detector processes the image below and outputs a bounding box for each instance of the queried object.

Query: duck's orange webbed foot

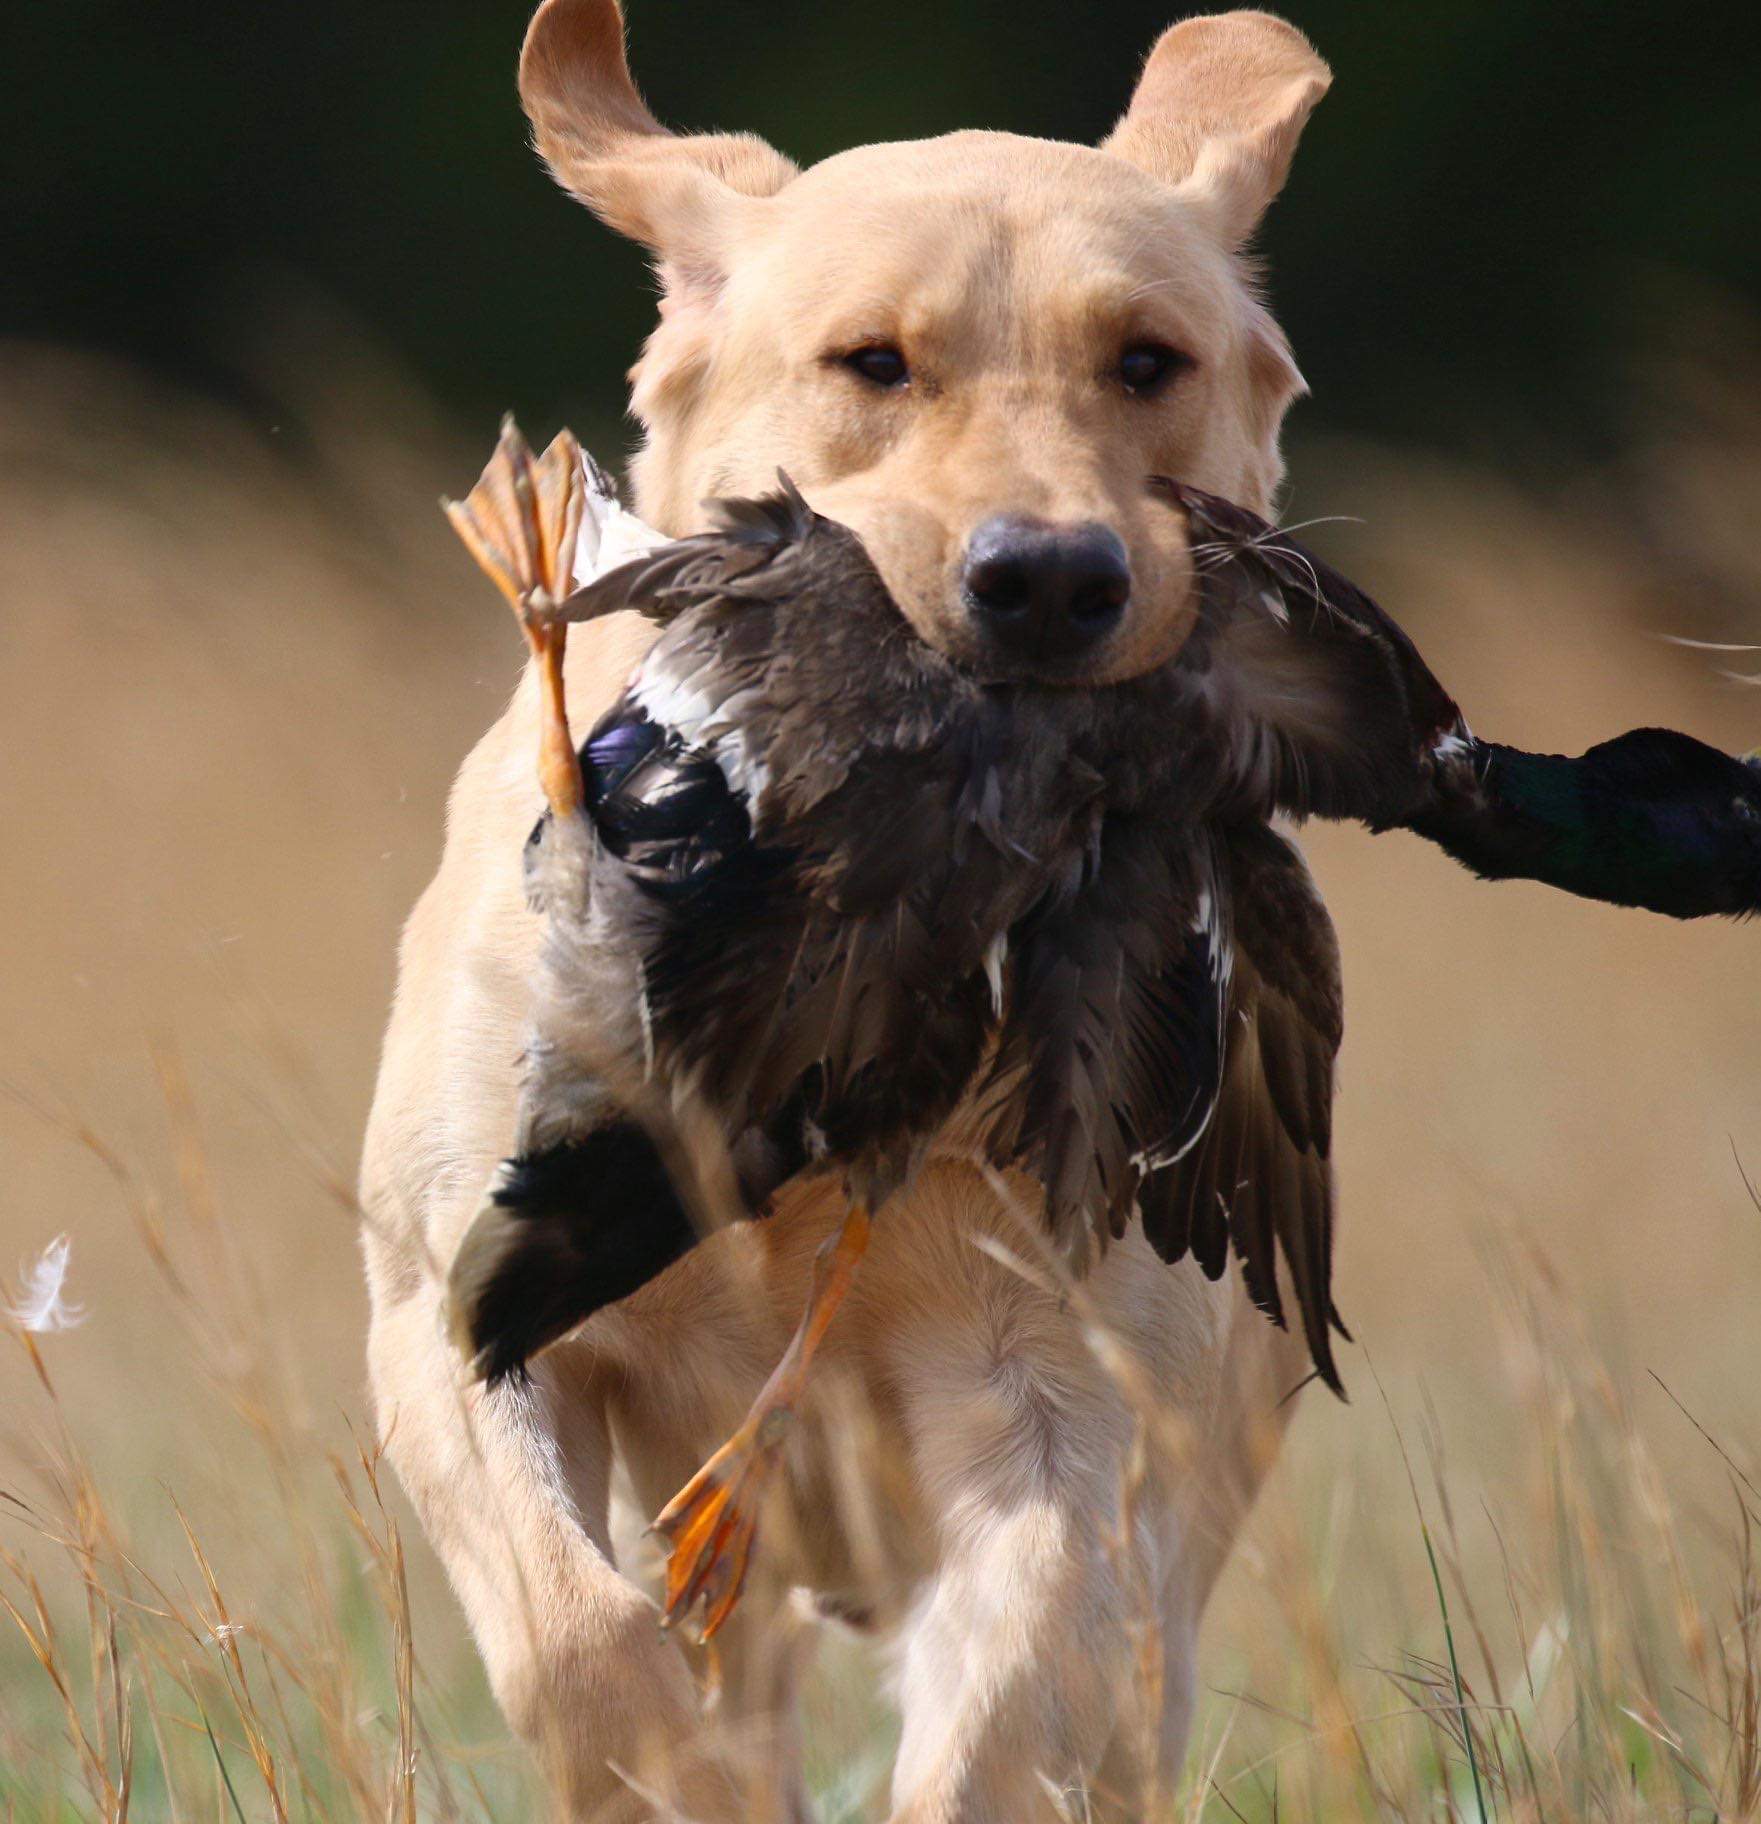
[652,1408,788,1642]
[652,1202,873,1641]
[444,416,587,817]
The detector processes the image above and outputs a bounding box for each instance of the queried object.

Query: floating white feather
[7,1233,86,1334]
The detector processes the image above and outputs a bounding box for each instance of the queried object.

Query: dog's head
[522,0,1328,684]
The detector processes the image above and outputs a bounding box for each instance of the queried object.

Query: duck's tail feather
[446,1123,699,1385]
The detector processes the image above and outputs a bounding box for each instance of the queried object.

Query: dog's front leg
[878,1269,1167,1823]
[366,1287,757,1822]
[888,1496,1152,1823]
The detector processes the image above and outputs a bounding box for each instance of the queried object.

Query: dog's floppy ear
[519,0,797,254]
[1102,11,1330,247]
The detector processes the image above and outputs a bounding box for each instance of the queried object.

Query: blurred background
[9,0,1761,455]
[3,0,1760,1816]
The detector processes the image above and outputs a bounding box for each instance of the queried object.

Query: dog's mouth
[959,637,1130,690]
[880,584,1132,689]
[804,482,1201,689]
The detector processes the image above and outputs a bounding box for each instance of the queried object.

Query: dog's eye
[842,345,910,389]
[1118,342,1193,397]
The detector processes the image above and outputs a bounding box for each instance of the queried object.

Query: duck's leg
[528,618,583,819]
[653,1201,873,1641]
[444,416,586,817]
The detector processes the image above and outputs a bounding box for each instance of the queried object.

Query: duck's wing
[980,820,1229,1269]
[568,478,965,837]
[1163,481,1463,828]
[551,474,822,628]
[1168,482,1761,919]
[1137,820,1348,1394]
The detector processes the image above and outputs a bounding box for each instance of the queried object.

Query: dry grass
[1,310,1758,1819]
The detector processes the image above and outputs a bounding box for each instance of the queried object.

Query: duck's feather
[978,819,1229,1266]
[449,1123,697,1385]
[1137,821,1347,1393]
[1165,481,1467,827]
[580,688,1003,1204]
[559,476,818,629]
[528,482,1363,1380]
[1168,484,1761,920]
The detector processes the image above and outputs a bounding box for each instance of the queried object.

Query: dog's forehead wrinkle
[747,214,1231,367]
[774,223,1012,334]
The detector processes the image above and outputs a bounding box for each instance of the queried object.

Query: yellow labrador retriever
[361,3,1330,1815]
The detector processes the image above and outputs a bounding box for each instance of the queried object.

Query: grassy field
[1,320,1758,1820]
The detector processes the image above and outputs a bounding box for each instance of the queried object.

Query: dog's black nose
[962,516,1130,661]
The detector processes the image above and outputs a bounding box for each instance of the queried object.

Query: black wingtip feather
[448,1126,700,1385]
[581,447,619,504]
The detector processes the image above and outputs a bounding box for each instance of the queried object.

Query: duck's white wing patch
[983,931,1008,1017]
[572,447,774,809]
[628,660,719,745]
[629,661,777,810]
[571,452,668,587]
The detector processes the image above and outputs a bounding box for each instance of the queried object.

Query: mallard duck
[442,422,1761,1638]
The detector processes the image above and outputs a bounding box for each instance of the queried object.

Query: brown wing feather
[981,822,1229,1270]
[1138,820,1348,1392]
[1162,481,1466,829]
[553,475,818,627]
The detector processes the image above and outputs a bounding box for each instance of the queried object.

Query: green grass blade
[1422,1520,1492,1824]
[198,1712,248,1824]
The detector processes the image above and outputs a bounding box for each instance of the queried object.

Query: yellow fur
[362,3,1328,1813]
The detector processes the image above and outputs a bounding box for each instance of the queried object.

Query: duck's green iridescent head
[1485,728,1761,920]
